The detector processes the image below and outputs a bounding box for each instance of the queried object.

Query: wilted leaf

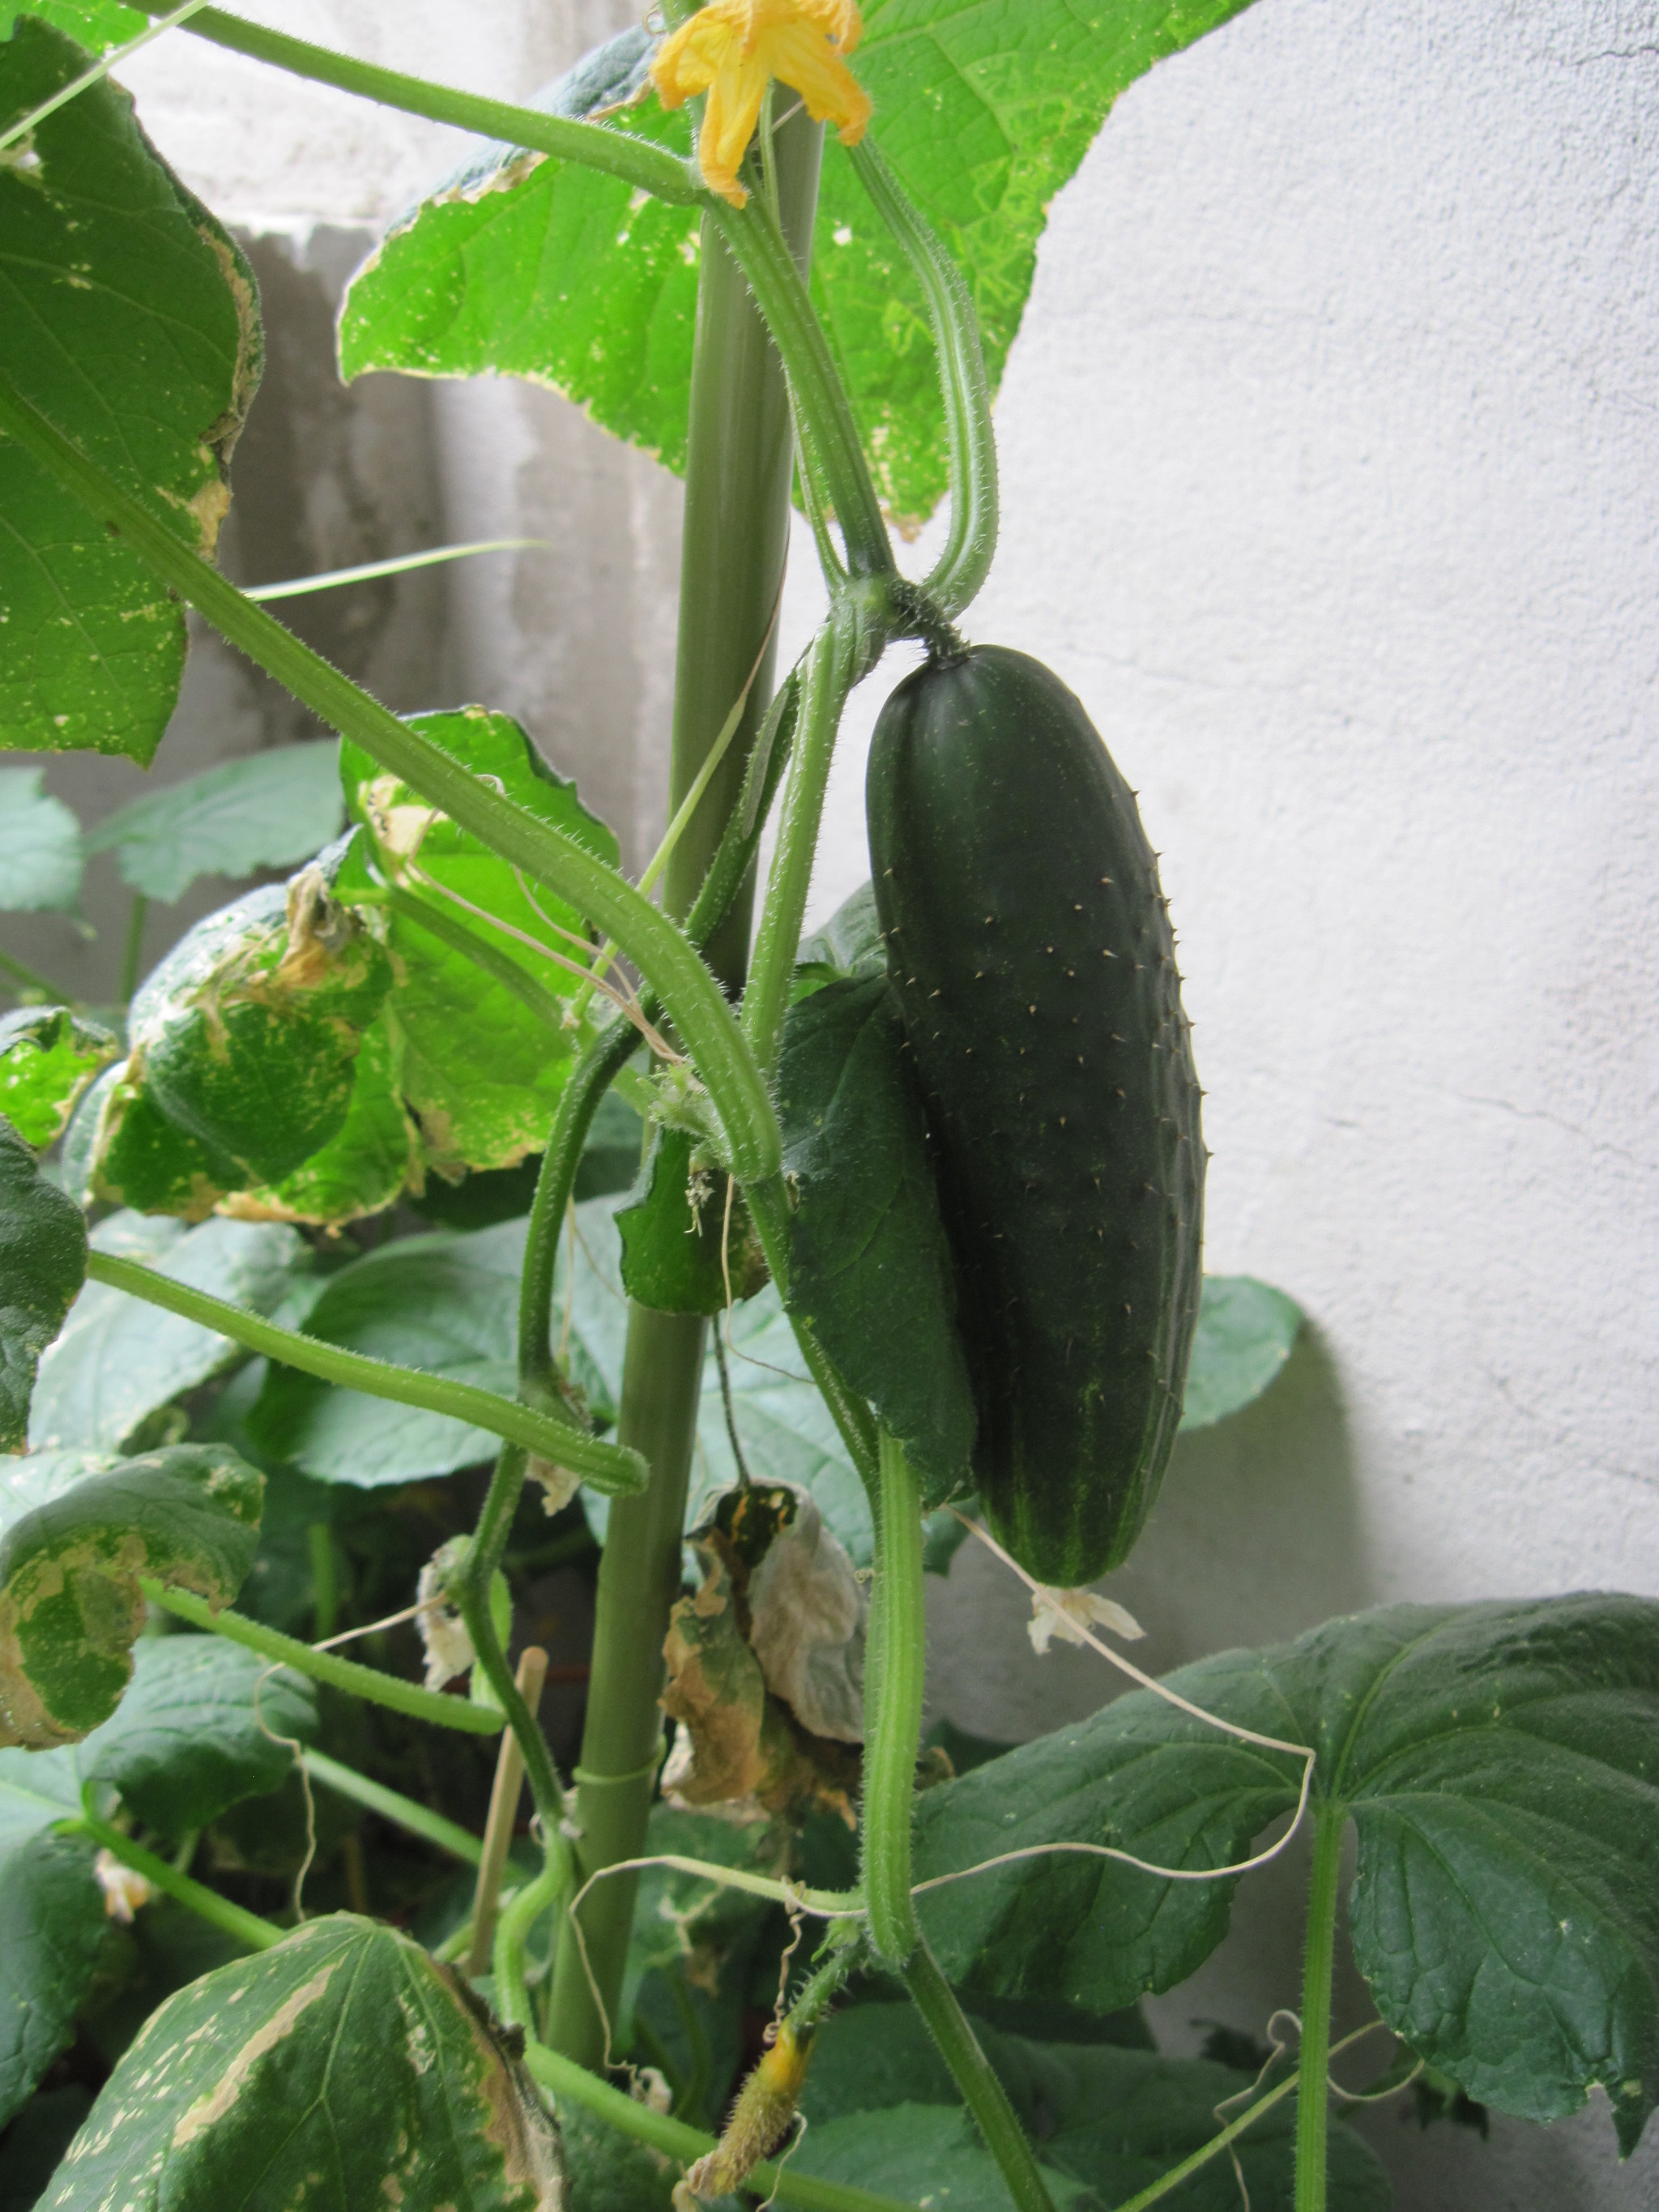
[340,2,1255,526]
[79,1633,316,1836]
[342,706,617,1176]
[912,1595,1659,2155]
[0,1441,263,1747]
[0,1006,118,1150]
[0,16,260,761]
[777,975,975,1503]
[617,1125,766,1317]
[1179,1276,1303,1431]
[30,1211,311,1454]
[0,768,81,911]
[41,1914,562,2211]
[0,1113,87,1451]
[0,1828,106,2129]
[83,740,346,903]
[122,856,391,1185]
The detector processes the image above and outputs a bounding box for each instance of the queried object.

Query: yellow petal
[697,42,770,207]
[763,20,872,143]
[651,2,744,109]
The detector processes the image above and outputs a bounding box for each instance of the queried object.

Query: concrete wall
[14,2,1657,2202]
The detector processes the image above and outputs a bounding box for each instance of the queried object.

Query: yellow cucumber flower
[652,0,872,209]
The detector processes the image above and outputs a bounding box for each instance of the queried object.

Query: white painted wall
[118,2,1659,2202]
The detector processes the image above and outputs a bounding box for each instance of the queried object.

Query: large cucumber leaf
[0,1829,106,2130]
[341,707,617,1176]
[798,2004,1390,2211]
[0,15,260,761]
[912,1595,1659,2154]
[0,1441,263,1747]
[235,1011,420,1227]
[0,1006,117,1150]
[0,767,82,911]
[776,973,975,1503]
[0,1113,87,1451]
[83,740,347,903]
[41,1914,562,2211]
[340,1,1255,527]
[29,1211,312,1454]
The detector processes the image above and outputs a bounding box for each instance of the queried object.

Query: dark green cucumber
[865,645,1204,1584]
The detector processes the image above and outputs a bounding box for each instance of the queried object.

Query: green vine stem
[452,1446,568,1833]
[144,1582,505,1736]
[1294,1800,1345,2212]
[863,1431,1057,2212]
[847,139,998,621]
[523,2038,915,2212]
[138,4,696,202]
[0,373,781,1192]
[543,105,826,2069]
[74,1812,284,1952]
[301,1749,483,1864]
[83,1249,642,1494]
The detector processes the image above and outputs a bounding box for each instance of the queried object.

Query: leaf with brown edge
[40,1914,562,2212]
[0,1441,262,1749]
[0,1008,118,1151]
[0,1113,87,1452]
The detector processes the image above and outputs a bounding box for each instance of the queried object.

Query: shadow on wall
[925,1319,1366,1746]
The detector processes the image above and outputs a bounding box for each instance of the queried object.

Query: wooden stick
[466,1646,549,1976]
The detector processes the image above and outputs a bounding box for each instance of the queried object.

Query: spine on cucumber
[866,645,1204,1585]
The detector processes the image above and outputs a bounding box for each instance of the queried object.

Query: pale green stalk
[301,1749,483,1864]
[75,1813,284,1951]
[1294,1801,1345,2212]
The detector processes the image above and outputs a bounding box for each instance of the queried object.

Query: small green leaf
[0,1441,263,1747]
[0,1113,87,1451]
[29,1211,311,1454]
[0,16,261,761]
[617,1125,766,1317]
[247,1217,527,1485]
[343,705,618,1176]
[0,1006,117,1149]
[79,1633,315,1835]
[0,1828,106,2129]
[42,1914,563,2211]
[82,740,347,903]
[1179,1275,1303,1431]
[795,879,885,993]
[777,974,975,1503]
[0,768,81,911]
[123,860,391,1185]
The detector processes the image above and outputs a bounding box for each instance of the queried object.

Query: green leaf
[912,1595,1659,2155]
[72,1060,228,1217]
[341,2,1253,527]
[247,1217,527,1485]
[1179,1276,1303,1431]
[79,1633,316,1836]
[0,3,147,49]
[777,974,975,1503]
[42,1913,562,2210]
[0,16,261,762]
[0,1741,79,1847]
[795,878,885,995]
[29,1211,311,1454]
[0,768,81,910]
[0,1441,263,1747]
[236,1012,420,1227]
[82,740,347,903]
[574,1087,646,1201]
[122,860,392,1185]
[617,1125,766,1317]
[0,1113,87,1451]
[556,2097,680,2212]
[792,2102,1094,2212]
[0,1828,105,2129]
[0,1006,117,1149]
[800,2005,1390,2211]
[343,705,617,1176]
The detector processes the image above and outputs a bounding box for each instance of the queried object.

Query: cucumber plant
[0,6,1654,2212]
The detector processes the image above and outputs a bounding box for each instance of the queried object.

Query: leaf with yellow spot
[0,1008,118,1151]
[0,1114,87,1452]
[0,1440,262,1748]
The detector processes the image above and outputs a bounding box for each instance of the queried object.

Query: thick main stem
[544,112,825,2069]
[1294,1800,1345,2212]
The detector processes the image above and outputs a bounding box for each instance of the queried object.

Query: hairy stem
[143,1582,505,1736]
[385,885,580,1044]
[83,1249,642,1493]
[902,1943,1056,2212]
[75,1813,284,1951]
[0,372,781,1189]
[1294,1800,1345,2212]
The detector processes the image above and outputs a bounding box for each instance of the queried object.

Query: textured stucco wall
[56,2,1659,2202]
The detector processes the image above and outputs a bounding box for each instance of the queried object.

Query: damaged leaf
[0,1006,118,1149]
[228,1013,420,1227]
[0,1112,87,1452]
[40,1913,563,2211]
[0,1828,107,2131]
[0,1440,262,1747]
[0,15,262,761]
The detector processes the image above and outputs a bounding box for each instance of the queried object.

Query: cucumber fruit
[865,645,1204,1584]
